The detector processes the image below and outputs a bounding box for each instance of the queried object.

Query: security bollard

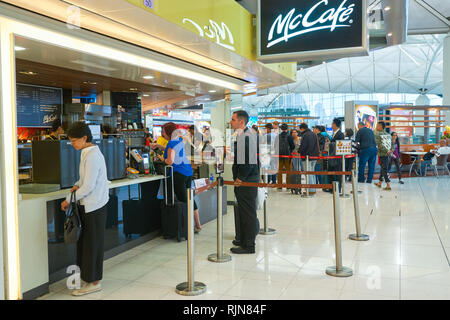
[176,188,207,295]
[301,155,312,198]
[349,170,369,241]
[340,155,350,198]
[259,173,276,235]
[208,177,232,262]
[326,181,353,278]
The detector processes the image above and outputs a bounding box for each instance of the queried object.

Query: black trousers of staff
[77,204,107,283]
[328,158,342,193]
[234,186,259,250]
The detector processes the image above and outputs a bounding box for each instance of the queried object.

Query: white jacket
[66,145,109,213]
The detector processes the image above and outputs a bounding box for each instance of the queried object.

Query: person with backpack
[374,122,395,190]
[275,123,295,191]
[299,123,320,195]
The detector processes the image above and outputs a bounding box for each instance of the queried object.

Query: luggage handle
[164,165,174,206]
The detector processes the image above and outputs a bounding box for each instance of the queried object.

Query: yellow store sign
[126,0,254,60]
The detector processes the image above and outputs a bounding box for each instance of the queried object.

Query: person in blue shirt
[154,122,201,233]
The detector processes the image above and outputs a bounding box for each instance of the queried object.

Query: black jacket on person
[299,129,319,157]
[317,133,326,152]
[328,129,345,169]
[232,127,260,183]
[276,131,295,156]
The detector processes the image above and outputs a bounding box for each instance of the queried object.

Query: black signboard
[16,84,62,128]
[258,0,367,62]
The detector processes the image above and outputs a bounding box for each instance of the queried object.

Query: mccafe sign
[257,0,368,63]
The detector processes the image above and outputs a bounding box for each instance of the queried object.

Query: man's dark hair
[280,123,288,131]
[345,128,354,138]
[233,110,249,124]
[299,123,308,130]
[332,118,341,128]
[51,119,61,132]
[67,121,93,142]
[379,121,386,129]
[319,125,326,132]
[265,123,273,130]
[189,125,195,130]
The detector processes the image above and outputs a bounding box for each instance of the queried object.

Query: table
[402,151,427,176]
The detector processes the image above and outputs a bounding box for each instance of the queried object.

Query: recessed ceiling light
[387,33,393,37]
[143,75,154,79]
[14,46,26,51]
[19,71,38,76]
[130,88,138,91]
[384,6,391,11]
[71,59,117,71]
[83,81,97,85]
[143,94,149,97]
[208,90,216,93]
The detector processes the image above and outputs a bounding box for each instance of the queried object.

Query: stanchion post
[340,155,350,198]
[259,173,276,235]
[208,177,232,262]
[349,170,369,241]
[351,155,363,194]
[176,188,207,295]
[326,181,353,277]
[301,155,312,198]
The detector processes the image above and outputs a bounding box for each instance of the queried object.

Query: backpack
[278,132,291,156]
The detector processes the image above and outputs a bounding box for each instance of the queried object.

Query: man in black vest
[324,118,345,193]
[230,110,260,254]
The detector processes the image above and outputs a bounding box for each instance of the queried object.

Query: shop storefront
[0,1,294,300]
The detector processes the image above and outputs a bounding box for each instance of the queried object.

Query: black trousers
[234,186,258,249]
[389,156,402,180]
[378,156,390,183]
[77,204,107,283]
[328,158,342,192]
[167,172,198,210]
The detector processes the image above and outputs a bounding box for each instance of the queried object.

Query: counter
[18,174,164,299]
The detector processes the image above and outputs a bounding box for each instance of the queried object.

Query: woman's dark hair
[67,122,92,142]
[319,125,326,132]
[391,132,400,149]
[51,119,61,132]
[162,122,177,139]
[345,128,354,138]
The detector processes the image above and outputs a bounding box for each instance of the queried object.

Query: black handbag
[64,191,82,244]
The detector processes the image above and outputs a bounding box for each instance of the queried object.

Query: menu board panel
[16,84,62,128]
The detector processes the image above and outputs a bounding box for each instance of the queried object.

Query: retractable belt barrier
[268,154,356,160]
[194,181,218,194]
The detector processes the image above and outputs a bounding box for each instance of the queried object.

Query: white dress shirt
[66,145,109,213]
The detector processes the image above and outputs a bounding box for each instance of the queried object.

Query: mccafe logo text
[267,0,356,48]
[183,18,235,51]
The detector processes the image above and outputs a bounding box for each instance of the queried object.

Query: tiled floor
[38,176,450,300]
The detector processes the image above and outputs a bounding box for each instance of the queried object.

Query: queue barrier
[260,174,276,235]
[176,168,368,291]
[175,187,207,296]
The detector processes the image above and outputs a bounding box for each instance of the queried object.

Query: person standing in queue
[60,122,109,296]
[298,123,320,195]
[355,122,378,183]
[230,110,259,254]
[275,123,295,190]
[374,121,395,190]
[153,122,202,232]
[324,118,345,193]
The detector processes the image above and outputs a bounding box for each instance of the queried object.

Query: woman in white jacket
[61,122,109,296]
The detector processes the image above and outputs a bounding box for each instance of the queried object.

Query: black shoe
[399,180,404,184]
[232,240,241,246]
[366,180,372,183]
[358,180,365,183]
[323,189,332,193]
[230,247,255,254]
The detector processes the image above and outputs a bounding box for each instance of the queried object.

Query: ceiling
[273,34,445,95]
[14,36,223,111]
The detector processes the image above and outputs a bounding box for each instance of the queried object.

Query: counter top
[19,174,165,202]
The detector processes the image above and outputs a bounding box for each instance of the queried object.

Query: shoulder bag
[64,191,82,244]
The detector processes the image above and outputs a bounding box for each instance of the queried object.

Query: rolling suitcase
[160,166,188,242]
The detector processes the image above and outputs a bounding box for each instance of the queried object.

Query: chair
[432,154,450,177]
